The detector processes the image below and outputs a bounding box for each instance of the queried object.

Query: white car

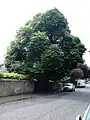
[76,79,86,88]
[63,83,75,92]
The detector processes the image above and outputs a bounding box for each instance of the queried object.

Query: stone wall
[0,79,34,97]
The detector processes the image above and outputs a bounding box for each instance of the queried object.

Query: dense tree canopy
[58,34,86,72]
[5,31,50,74]
[40,45,64,80]
[32,8,70,43]
[5,8,86,82]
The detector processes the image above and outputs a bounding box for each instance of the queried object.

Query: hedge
[0,72,27,80]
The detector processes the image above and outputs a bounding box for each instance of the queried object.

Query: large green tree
[5,8,86,82]
[31,8,86,72]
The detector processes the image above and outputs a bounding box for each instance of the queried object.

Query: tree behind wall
[5,8,86,82]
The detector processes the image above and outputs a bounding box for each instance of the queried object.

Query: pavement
[0,92,62,105]
[0,94,33,105]
[0,94,43,105]
[0,84,90,120]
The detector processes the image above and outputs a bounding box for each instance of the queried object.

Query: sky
[0,0,90,65]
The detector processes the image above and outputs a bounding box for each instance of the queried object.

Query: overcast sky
[0,0,90,65]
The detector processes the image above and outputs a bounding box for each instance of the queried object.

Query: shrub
[0,72,27,80]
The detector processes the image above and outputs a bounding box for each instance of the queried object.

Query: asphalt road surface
[0,84,90,120]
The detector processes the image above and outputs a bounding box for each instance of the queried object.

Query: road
[0,84,90,120]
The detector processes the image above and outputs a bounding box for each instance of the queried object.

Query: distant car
[76,79,86,88]
[76,104,90,120]
[63,83,75,92]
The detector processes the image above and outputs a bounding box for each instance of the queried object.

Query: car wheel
[69,89,73,92]
[73,89,75,91]
[72,89,75,92]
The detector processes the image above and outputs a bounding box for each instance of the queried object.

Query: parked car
[76,104,90,120]
[76,79,86,88]
[63,83,75,92]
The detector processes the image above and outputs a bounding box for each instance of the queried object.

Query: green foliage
[26,31,50,62]
[5,31,50,74]
[24,31,50,74]
[5,23,33,72]
[40,45,64,80]
[71,68,84,83]
[0,73,3,78]
[58,34,86,71]
[0,72,27,80]
[77,63,89,78]
[5,8,86,82]
[32,8,70,43]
